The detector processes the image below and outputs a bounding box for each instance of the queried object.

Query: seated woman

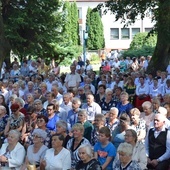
[105,107,119,132]
[0,130,25,169]
[141,101,154,131]
[124,129,147,169]
[41,134,71,170]
[112,142,142,170]
[21,128,48,169]
[112,113,131,149]
[76,144,102,170]
[4,103,25,137]
[66,123,90,169]
[21,106,38,143]
[116,92,133,117]
[130,108,146,142]
[124,77,136,104]
[135,76,150,111]
[100,88,117,114]
[77,109,94,142]
[56,120,71,148]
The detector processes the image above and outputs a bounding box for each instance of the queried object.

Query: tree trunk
[0,13,11,72]
[147,0,170,74]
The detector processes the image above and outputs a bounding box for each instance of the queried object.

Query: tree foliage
[0,0,81,67]
[96,0,170,73]
[130,32,157,49]
[86,7,105,50]
[2,0,64,59]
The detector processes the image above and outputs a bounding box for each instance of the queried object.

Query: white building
[69,0,155,50]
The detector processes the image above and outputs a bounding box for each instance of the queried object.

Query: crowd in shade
[0,54,170,170]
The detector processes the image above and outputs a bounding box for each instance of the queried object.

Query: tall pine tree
[86,8,105,50]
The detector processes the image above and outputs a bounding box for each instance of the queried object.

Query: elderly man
[65,65,81,90]
[82,94,102,122]
[145,114,170,170]
[67,97,81,130]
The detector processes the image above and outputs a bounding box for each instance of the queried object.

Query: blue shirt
[67,109,78,130]
[46,114,59,131]
[94,142,116,170]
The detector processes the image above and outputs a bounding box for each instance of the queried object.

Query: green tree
[70,2,80,45]
[130,32,157,50]
[86,8,105,50]
[97,0,170,73]
[2,0,65,61]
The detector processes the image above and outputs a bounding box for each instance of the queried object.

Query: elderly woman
[56,120,71,148]
[21,128,48,170]
[100,88,117,114]
[141,101,154,130]
[66,123,90,169]
[77,109,94,142]
[116,92,133,117]
[0,106,9,144]
[0,130,25,170]
[124,129,147,169]
[112,142,142,170]
[76,144,102,170]
[4,103,25,137]
[105,107,119,131]
[130,108,146,142]
[41,134,71,170]
[15,97,27,116]
[112,113,131,149]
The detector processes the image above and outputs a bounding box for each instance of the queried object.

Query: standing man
[145,113,170,170]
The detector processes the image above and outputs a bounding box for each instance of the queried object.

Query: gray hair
[117,142,133,156]
[105,88,113,94]
[142,101,152,109]
[56,120,67,131]
[15,97,25,107]
[34,99,42,104]
[110,107,118,115]
[0,105,6,114]
[78,109,87,117]
[72,97,81,105]
[8,130,21,141]
[78,144,93,158]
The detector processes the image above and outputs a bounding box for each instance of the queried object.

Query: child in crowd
[94,126,116,170]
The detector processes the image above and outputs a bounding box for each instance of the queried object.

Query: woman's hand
[0,155,8,163]
[40,160,46,170]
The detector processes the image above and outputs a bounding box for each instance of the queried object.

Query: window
[78,8,82,19]
[121,28,130,39]
[145,28,152,32]
[132,28,140,39]
[110,28,119,40]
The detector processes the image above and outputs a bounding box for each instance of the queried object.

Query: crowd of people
[0,55,169,170]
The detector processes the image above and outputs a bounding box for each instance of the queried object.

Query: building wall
[70,1,155,50]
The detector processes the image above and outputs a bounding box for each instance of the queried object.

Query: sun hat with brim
[32,128,47,140]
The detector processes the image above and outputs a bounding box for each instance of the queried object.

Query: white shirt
[145,126,170,161]
[44,148,71,170]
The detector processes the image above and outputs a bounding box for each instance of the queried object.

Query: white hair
[117,142,133,156]
[110,107,118,115]
[78,144,93,158]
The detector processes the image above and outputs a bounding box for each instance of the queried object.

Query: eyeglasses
[37,119,44,123]
[33,135,41,138]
